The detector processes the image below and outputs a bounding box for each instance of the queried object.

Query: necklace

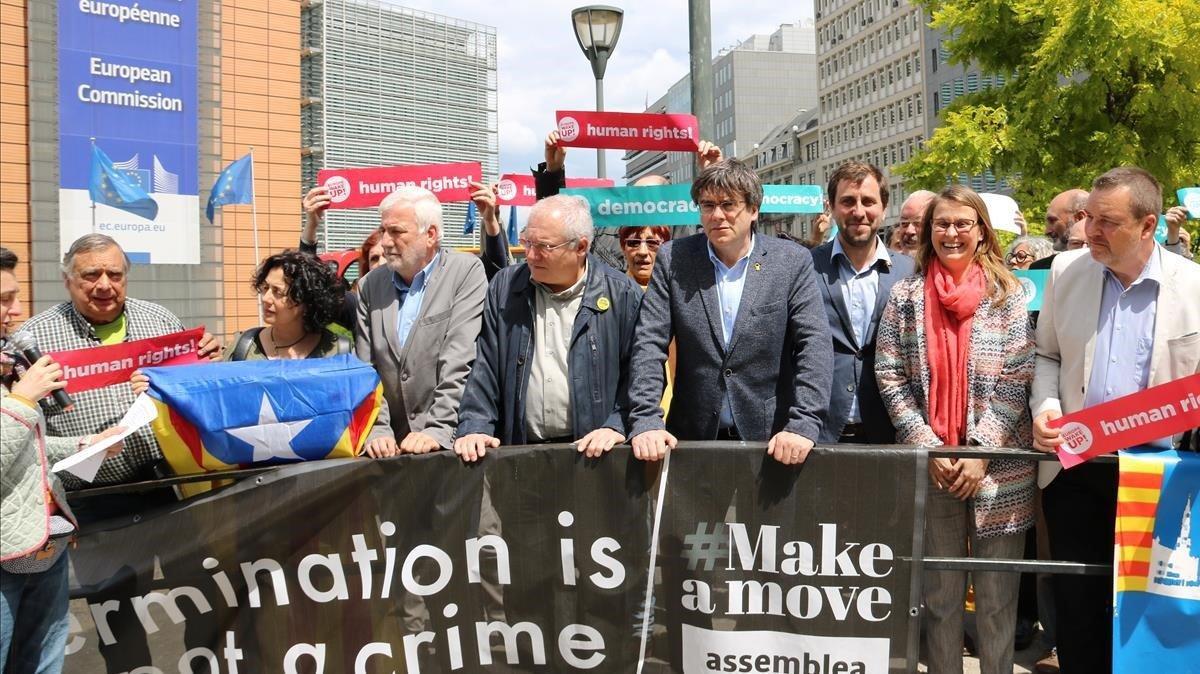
[269,327,308,351]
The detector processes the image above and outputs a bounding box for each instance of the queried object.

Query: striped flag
[1113,449,1200,671]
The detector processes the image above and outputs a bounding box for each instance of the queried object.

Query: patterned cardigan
[875,274,1035,538]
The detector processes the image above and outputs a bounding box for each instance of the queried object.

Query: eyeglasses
[898,219,921,229]
[518,237,578,255]
[1066,239,1089,251]
[1007,250,1035,264]
[931,219,978,233]
[698,200,746,215]
[622,238,663,251]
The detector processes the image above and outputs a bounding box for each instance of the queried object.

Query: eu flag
[89,145,159,221]
[206,154,254,223]
[463,199,478,235]
[508,204,520,245]
[144,355,382,484]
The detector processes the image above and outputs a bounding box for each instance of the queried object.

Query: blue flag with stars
[206,154,254,223]
[89,145,158,221]
[463,199,477,235]
[508,204,520,246]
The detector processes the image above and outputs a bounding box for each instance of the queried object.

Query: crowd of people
[2,132,1198,673]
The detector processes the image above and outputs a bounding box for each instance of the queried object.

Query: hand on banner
[928,457,960,490]
[767,431,814,466]
[454,433,500,463]
[400,431,440,455]
[10,355,66,404]
[576,428,624,458]
[545,131,566,172]
[697,140,723,170]
[302,186,332,245]
[198,332,222,360]
[1165,206,1187,242]
[129,369,149,395]
[947,458,989,500]
[1032,409,1064,452]
[632,429,677,462]
[469,181,501,236]
[363,436,399,459]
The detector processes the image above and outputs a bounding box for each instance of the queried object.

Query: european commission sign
[57,0,200,264]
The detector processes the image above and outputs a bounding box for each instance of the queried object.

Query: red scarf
[924,258,986,446]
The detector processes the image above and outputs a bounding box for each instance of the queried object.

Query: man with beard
[810,162,915,444]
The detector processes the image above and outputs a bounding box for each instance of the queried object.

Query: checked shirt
[13,298,185,488]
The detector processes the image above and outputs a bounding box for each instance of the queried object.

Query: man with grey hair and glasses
[455,194,643,459]
[355,185,488,458]
[13,234,220,520]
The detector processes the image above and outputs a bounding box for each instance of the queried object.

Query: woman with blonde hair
[875,184,1035,674]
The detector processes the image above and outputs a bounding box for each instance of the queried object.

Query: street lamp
[571,5,624,179]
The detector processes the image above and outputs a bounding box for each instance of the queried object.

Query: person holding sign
[1031,166,1200,674]
[875,184,1035,674]
[1,246,124,674]
[12,235,220,520]
[627,159,833,463]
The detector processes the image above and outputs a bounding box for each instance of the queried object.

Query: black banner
[62,445,920,673]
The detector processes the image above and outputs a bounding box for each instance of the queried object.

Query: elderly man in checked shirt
[12,234,219,523]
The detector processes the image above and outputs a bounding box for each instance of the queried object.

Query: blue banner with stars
[58,0,199,264]
[206,154,254,223]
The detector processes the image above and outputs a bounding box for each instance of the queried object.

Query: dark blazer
[810,240,915,443]
[457,256,643,444]
[627,233,833,442]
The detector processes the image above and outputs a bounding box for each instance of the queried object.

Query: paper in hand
[52,393,158,482]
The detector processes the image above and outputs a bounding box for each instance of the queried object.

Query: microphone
[9,333,73,410]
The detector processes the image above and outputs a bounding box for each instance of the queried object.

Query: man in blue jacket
[627,159,833,464]
[811,161,915,444]
[454,194,643,460]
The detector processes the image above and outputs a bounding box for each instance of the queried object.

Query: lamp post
[571,5,623,179]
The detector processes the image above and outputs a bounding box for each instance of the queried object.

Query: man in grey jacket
[356,186,488,457]
[628,159,833,464]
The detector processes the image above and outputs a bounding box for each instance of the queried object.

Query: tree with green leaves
[900,0,1200,245]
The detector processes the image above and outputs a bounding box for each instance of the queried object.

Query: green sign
[1013,269,1049,312]
[562,183,825,227]
[762,185,825,213]
[1178,187,1200,219]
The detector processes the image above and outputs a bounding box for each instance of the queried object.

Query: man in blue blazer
[811,161,916,444]
[625,159,833,464]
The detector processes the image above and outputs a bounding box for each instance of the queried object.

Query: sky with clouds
[392,0,816,182]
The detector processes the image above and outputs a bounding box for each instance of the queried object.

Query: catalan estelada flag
[1114,449,1200,671]
[143,355,382,482]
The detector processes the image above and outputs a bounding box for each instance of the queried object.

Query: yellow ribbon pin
[597,296,611,311]
[754,262,762,271]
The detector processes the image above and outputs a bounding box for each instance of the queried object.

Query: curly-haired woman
[228,250,351,360]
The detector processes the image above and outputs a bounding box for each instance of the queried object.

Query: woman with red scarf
[876,185,1035,674]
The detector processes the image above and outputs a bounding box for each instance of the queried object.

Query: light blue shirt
[831,237,891,423]
[393,252,440,349]
[1084,247,1163,443]
[707,235,755,429]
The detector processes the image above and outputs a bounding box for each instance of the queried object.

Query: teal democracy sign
[762,184,825,213]
[1179,188,1200,219]
[1013,269,1049,312]
[563,184,825,227]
